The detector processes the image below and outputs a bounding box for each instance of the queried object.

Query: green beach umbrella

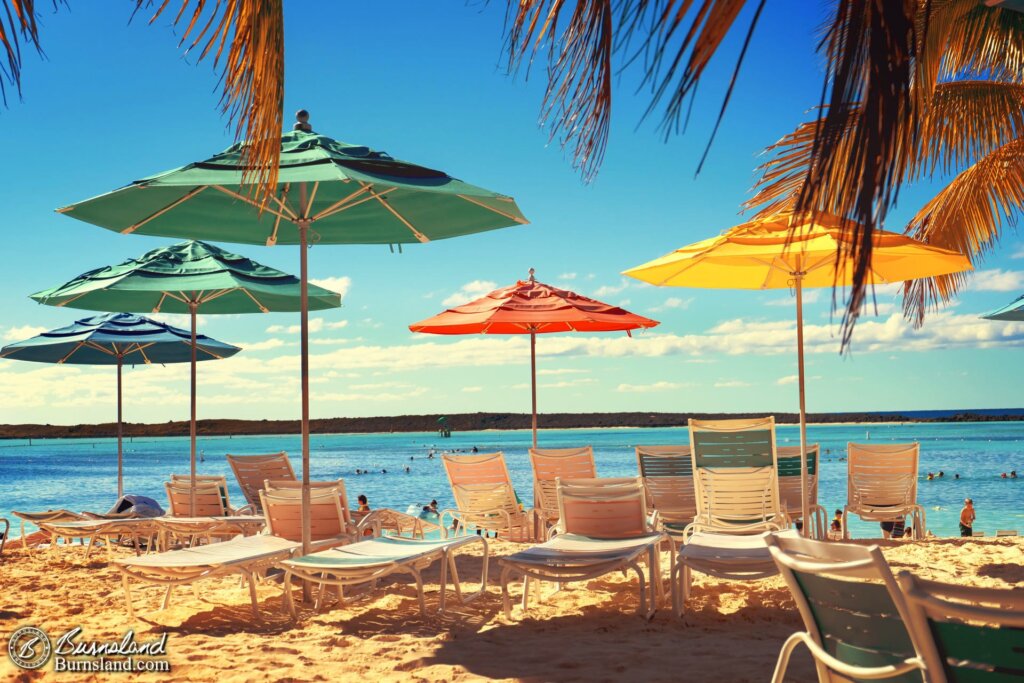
[0,313,240,497]
[55,111,527,557]
[981,295,1024,321]
[32,240,341,514]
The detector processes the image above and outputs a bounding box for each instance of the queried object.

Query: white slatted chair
[529,446,596,535]
[227,452,295,513]
[844,443,926,540]
[441,452,533,542]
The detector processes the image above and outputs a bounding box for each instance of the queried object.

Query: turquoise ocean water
[2,422,1022,538]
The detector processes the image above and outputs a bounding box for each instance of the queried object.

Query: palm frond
[939,1,1024,82]
[903,137,1024,326]
[503,0,762,181]
[138,0,284,202]
[0,0,59,106]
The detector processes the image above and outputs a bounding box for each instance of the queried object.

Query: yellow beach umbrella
[623,211,972,536]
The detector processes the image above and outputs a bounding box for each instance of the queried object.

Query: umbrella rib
[198,289,235,305]
[303,182,319,219]
[211,186,296,223]
[121,187,207,235]
[137,344,153,365]
[360,183,429,243]
[311,185,372,221]
[58,340,89,364]
[239,287,270,313]
[53,290,91,308]
[457,195,528,224]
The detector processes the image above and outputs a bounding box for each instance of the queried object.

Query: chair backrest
[164,481,230,517]
[898,572,1024,683]
[556,477,650,539]
[635,445,696,525]
[777,444,820,514]
[263,479,352,528]
[259,484,349,542]
[529,447,596,519]
[688,417,781,531]
[847,443,920,510]
[765,533,922,681]
[442,452,523,527]
[226,452,295,511]
[441,451,513,487]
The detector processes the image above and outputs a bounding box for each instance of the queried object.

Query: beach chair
[153,515,267,552]
[277,534,489,619]
[777,444,827,539]
[36,517,161,559]
[441,452,534,542]
[528,446,596,535]
[672,417,786,616]
[499,477,667,620]
[168,473,247,514]
[260,481,366,543]
[635,445,696,541]
[165,478,235,517]
[897,572,1024,683]
[226,451,295,513]
[995,530,1018,537]
[843,443,926,540]
[0,517,9,557]
[11,509,87,548]
[115,486,358,620]
[765,533,925,683]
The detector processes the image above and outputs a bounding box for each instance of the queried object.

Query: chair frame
[440,452,534,542]
[165,480,233,518]
[635,445,696,541]
[528,446,596,535]
[765,533,924,683]
[843,442,926,540]
[897,571,1024,683]
[226,452,295,513]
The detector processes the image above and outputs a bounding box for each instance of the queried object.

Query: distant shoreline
[2,409,1023,440]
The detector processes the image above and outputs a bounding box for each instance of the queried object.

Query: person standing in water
[960,498,976,537]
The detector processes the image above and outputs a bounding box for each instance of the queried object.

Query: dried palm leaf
[0,0,61,105]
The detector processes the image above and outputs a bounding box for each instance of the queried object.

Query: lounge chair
[226,452,295,513]
[260,480,367,543]
[165,479,235,518]
[168,474,249,515]
[115,486,358,620]
[672,417,786,616]
[897,572,1024,683]
[843,443,926,540]
[995,530,1018,537]
[499,477,667,620]
[36,517,161,559]
[528,446,596,535]
[441,452,534,542]
[277,535,489,619]
[153,515,267,551]
[777,444,827,539]
[353,508,441,539]
[765,533,925,683]
[11,509,87,548]
[636,445,696,541]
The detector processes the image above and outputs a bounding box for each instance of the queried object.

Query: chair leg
[500,566,514,620]
[770,633,805,683]
[246,572,262,622]
[413,570,427,615]
[122,574,136,621]
[161,585,174,610]
[282,571,297,619]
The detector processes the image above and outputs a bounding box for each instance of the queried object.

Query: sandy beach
[2,536,1021,682]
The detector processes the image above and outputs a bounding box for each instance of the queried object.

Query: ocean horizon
[3,420,1022,539]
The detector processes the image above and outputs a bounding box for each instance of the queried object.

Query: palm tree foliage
[749,1,1024,340]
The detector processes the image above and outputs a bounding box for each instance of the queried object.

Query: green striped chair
[765,533,925,683]
[635,445,695,541]
[777,444,827,539]
[898,572,1024,683]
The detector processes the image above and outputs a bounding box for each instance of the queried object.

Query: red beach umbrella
[410,269,659,447]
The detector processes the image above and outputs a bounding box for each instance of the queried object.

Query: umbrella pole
[117,356,123,499]
[189,301,198,517]
[530,330,538,449]
[795,273,810,538]
[298,218,312,603]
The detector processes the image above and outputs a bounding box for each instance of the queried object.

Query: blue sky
[1,2,1022,426]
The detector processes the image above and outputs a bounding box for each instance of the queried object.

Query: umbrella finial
[294,109,312,132]
[528,267,535,281]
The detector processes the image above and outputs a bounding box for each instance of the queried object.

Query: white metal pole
[189,301,198,517]
[117,356,124,498]
[530,330,538,449]
[795,273,810,537]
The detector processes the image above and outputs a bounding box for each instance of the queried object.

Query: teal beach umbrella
[1,313,240,496]
[982,295,1024,321]
[55,112,527,558]
[32,240,341,513]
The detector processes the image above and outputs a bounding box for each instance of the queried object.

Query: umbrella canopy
[410,269,659,446]
[31,239,342,514]
[31,240,342,313]
[55,113,527,561]
[982,295,1024,321]
[624,211,972,536]
[0,313,240,496]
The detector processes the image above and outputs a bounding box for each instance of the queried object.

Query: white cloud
[328,320,349,330]
[650,296,693,313]
[512,378,597,390]
[616,381,685,393]
[967,269,1024,292]
[310,276,351,300]
[461,386,483,393]
[2,325,47,342]
[618,299,632,307]
[536,368,588,376]
[766,290,822,307]
[776,374,821,386]
[593,279,629,298]
[715,379,751,388]
[1012,246,1024,259]
[558,272,577,280]
[244,338,286,351]
[442,280,497,307]
[265,317,329,334]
